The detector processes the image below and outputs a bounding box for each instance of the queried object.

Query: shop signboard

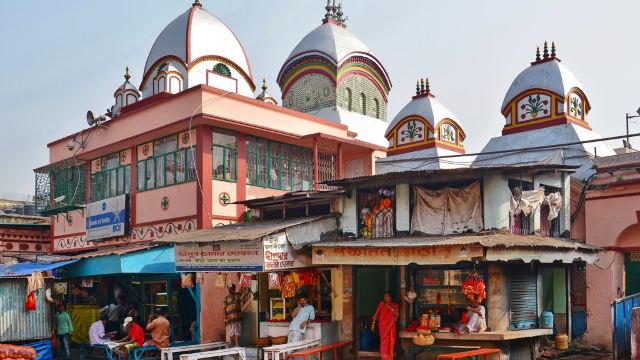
[312,245,484,265]
[86,194,130,241]
[263,232,295,270]
[175,241,263,272]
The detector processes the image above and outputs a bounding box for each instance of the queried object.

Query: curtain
[411,182,484,235]
[509,188,563,221]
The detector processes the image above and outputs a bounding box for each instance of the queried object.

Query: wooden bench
[128,345,161,360]
[178,347,246,360]
[263,339,321,360]
[286,340,351,360]
[80,344,117,360]
[437,348,501,360]
[407,346,481,360]
[160,342,228,360]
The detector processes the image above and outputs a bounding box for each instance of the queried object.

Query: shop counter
[260,321,340,345]
[399,328,552,341]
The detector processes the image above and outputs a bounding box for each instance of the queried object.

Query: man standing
[224,284,242,346]
[89,315,112,345]
[55,303,73,360]
[145,307,171,349]
[100,295,126,333]
[288,294,315,343]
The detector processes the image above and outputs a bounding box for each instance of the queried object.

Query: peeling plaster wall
[483,175,510,230]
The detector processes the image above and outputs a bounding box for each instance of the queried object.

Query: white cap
[123,317,133,329]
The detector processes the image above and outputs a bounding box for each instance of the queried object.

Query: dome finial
[124,66,131,81]
[543,41,549,59]
[425,78,430,93]
[192,0,202,8]
[420,78,425,93]
[325,0,332,18]
[535,46,541,62]
[262,78,268,91]
[416,80,420,95]
[551,41,556,58]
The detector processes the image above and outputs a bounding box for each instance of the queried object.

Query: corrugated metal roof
[0,278,52,342]
[594,151,640,170]
[60,243,161,260]
[233,189,345,208]
[155,215,336,244]
[324,164,579,187]
[313,232,599,251]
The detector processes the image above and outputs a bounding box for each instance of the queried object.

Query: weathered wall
[487,264,509,332]
[395,184,410,233]
[483,175,510,230]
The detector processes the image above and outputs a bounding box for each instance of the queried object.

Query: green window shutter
[510,267,538,330]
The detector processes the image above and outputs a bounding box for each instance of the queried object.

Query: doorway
[625,252,640,296]
[353,266,398,354]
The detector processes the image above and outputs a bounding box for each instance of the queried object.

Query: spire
[192,0,202,7]
[413,78,433,98]
[262,78,268,91]
[416,80,420,95]
[124,66,131,81]
[551,41,556,58]
[535,46,541,62]
[425,78,430,93]
[543,41,549,59]
[322,0,346,26]
[532,41,561,65]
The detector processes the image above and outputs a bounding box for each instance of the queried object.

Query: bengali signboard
[85,194,130,241]
[263,232,295,270]
[175,241,263,272]
[312,245,484,265]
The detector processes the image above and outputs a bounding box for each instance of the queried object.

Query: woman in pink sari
[371,292,399,360]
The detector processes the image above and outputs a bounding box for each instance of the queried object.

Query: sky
[1,0,640,197]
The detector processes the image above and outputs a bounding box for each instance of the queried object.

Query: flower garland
[461,272,486,303]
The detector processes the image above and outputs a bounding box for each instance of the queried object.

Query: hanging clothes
[509,187,563,221]
[28,271,45,294]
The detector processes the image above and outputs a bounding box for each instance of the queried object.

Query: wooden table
[407,345,480,360]
[436,348,501,360]
[286,340,351,360]
[179,347,246,360]
[263,339,321,360]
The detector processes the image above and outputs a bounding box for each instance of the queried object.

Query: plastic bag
[24,291,36,311]
[214,273,226,290]
[268,273,281,290]
[239,273,252,288]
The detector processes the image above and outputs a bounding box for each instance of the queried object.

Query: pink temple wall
[136,182,197,225]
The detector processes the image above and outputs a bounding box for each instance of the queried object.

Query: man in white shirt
[89,315,111,345]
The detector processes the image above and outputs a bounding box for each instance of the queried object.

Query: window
[137,134,196,191]
[360,93,367,115]
[509,179,533,235]
[540,184,562,237]
[213,63,231,77]
[346,88,352,111]
[52,165,87,207]
[90,152,131,202]
[246,136,313,191]
[212,129,237,181]
[374,98,380,119]
[509,266,538,329]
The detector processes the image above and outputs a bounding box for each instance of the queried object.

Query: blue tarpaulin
[26,339,53,360]
[0,260,77,277]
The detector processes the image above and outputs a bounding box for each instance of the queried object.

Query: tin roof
[233,189,345,208]
[313,232,599,251]
[593,151,640,170]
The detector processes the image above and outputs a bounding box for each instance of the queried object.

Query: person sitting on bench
[113,317,145,360]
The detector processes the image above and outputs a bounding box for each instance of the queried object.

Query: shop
[53,244,199,345]
[164,214,343,346]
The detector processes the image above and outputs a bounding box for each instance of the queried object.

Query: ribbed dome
[501,58,584,111]
[142,3,252,81]
[284,22,371,65]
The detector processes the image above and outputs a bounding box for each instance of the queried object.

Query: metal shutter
[510,268,538,329]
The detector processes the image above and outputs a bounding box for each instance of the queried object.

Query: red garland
[461,272,486,303]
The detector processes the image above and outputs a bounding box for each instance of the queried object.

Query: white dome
[142,3,252,84]
[386,94,461,137]
[284,22,371,65]
[501,59,584,111]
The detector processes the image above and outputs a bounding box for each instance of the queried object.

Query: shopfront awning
[312,232,600,265]
[54,244,176,278]
[0,260,78,278]
[156,215,337,249]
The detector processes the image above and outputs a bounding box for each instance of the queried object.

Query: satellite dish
[87,110,106,126]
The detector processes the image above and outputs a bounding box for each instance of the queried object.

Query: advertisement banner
[263,232,295,270]
[85,194,129,241]
[175,241,263,272]
[312,245,484,265]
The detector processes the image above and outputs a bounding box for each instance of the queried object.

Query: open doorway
[353,266,398,355]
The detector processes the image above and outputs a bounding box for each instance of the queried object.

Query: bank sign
[86,194,129,241]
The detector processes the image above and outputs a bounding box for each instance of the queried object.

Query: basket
[255,337,272,347]
[412,335,435,346]
[417,328,431,336]
[271,336,288,345]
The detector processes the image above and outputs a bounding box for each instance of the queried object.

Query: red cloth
[374,301,399,360]
[129,322,145,346]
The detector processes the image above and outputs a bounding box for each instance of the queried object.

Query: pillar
[130,146,137,227]
[236,133,247,220]
[313,138,319,190]
[196,125,213,229]
[337,143,343,179]
[487,263,509,331]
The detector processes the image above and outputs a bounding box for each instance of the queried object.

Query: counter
[399,328,553,341]
[260,321,340,345]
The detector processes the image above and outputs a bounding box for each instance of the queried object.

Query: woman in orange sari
[371,292,399,360]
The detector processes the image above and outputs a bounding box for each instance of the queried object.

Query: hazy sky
[1,0,639,197]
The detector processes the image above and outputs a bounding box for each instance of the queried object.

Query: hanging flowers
[461,272,486,303]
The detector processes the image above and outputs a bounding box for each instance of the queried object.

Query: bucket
[555,333,569,350]
[541,311,554,329]
[360,328,374,350]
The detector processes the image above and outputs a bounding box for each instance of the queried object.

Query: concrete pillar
[396,183,410,233]
[341,190,358,236]
[487,264,509,331]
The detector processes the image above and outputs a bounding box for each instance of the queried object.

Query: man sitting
[145,307,170,349]
[89,315,113,345]
[113,317,145,360]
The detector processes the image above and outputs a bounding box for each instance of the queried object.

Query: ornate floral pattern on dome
[569,94,583,119]
[517,94,550,121]
[440,123,457,143]
[398,119,424,145]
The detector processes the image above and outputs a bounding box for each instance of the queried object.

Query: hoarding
[175,241,263,272]
[85,194,129,241]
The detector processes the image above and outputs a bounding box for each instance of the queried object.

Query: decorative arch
[277,55,337,98]
[435,118,466,147]
[140,55,187,91]
[565,87,590,122]
[386,115,434,150]
[374,98,380,119]
[616,222,640,249]
[189,55,256,91]
[360,93,367,115]
[346,88,353,111]
[213,63,232,77]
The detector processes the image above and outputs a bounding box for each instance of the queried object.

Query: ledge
[399,329,553,341]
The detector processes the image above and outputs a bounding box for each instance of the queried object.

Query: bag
[24,291,36,311]
[51,329,59,350]
[239,273,252,288]
[214,273,226,290]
